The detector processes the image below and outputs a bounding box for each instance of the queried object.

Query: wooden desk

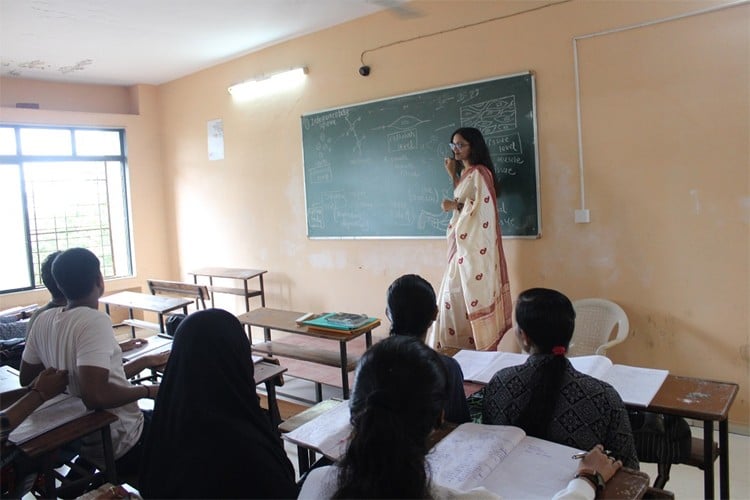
[237,308,380,399]
[632,375,739,499]
[253,360,287,429]
[17,410,118,498]
[189,267,267,312]
[100,291,193,337]
[280,399,652,498]
[452,356,738,500]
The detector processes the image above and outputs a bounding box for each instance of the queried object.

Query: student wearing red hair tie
[482,288,639,469]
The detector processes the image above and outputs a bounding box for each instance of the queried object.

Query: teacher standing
[427,127,513,351]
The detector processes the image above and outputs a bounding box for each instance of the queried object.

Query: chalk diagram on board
[460,95,517,134]
[381,115,429,154]
[308,131,333,184]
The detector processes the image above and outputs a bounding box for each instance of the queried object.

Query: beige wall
[0,0,747,425]
[0,84,175,316]
[158,0,748,425]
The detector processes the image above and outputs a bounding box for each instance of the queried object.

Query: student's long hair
[334,336,448,499]
[386,274,437,340]
[512,288,576,438]
[451,127,500,195]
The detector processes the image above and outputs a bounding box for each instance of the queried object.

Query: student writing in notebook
[139,309,297,498]
[386,273,470,423]
[482,288,639,469]
[299,335,621,499]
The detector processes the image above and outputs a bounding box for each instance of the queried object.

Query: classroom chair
[568,298,630,357]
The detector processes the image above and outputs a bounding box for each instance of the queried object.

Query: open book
[283,401,351,460]
[9,393,90,444]
[121,335,172,362]
[428,423,582,499]
[454,351,668,407]
[285,405,584,499]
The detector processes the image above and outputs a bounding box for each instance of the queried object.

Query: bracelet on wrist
[29,388,45,402]
[574,469,605,492]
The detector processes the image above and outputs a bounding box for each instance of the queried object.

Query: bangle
[575,469,605,492]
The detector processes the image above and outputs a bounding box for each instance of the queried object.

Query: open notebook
[8,393,90,444]
[285,404,584,500]
[454,351,668,406]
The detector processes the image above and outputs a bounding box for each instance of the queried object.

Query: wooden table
[253,360,287,429]
[100,291,193,337]
[280,399,654,498]
[15,411,118,498]
[635,375,739,499]
[237,308,380,399]
[189,267,267,312]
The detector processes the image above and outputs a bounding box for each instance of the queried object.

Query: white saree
[427,165,513,351]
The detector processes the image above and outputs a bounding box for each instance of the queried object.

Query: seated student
[482,288,639,469]
[139,308,297,498]
[19,248,167,481]
[1,368,68,497]
[26,251,66,335]
[299,335,622,499]
[386,274,470,423]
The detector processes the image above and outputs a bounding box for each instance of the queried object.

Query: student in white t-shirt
[20,248,168,482]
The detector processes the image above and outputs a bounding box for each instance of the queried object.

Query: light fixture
[228,66,308,100]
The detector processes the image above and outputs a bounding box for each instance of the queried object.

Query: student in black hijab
[139,309,297,498]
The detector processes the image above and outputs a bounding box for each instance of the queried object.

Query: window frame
[0,124,134,295]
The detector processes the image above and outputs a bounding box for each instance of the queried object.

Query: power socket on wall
[575,209,590,224]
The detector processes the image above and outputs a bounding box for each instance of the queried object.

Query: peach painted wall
[158,0,748,425]
[0,84,175,316]
[0,77,135,114]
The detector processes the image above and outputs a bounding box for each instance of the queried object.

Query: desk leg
[158,313,165,333]
[101,424,117,485]
[259,274,266,307]
[365,330,372,348]
[264,327,271,342]
[128,308,136,338]
[264,379,282,431]
[243,279,250,312]
[297,445,311,475]
[719,418,729,499]
[209,276,215,308]
[340,342,349,399]
[704,420,715,499]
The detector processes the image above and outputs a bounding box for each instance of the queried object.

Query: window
[0,125,133,294]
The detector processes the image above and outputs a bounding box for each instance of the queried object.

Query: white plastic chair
[568,298,630,356]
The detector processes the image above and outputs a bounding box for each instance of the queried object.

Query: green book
[296,312,377,331]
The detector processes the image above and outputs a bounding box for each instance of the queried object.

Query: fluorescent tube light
[228,66,308,100]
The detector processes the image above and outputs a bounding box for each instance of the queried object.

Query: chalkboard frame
[301,71,541,239]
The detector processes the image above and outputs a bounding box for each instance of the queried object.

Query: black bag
[0,338,26,369]
[165,313,187,337]
[629,410,692,463]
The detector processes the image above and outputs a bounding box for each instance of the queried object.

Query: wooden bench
[147,279,209,310]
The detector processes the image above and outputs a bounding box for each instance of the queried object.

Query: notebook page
[474,352,529,383]
[569,355,613,379]
[121,336,172,362]
[427,423,526,491]
[480,435,582,498]
[283,401,351,460]
[452,350,500,382]
[602,365,669,406]
[9,394,90,444]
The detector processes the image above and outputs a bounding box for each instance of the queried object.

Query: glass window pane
[0,165,32,291]
[0,128,17,155]
[20,128,72,156]
[75,129,122,156]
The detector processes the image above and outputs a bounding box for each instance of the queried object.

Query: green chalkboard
[301,72,540,238]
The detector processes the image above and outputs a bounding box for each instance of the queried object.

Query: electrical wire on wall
[357,0,573,76]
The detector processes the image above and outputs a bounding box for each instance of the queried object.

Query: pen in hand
[572,450,613,459]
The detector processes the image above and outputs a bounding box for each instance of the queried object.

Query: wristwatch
[574,469,606,493]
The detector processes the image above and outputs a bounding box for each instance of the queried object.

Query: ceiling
[0,0,408,86]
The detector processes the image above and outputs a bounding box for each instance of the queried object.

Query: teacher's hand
[441,199,455,212]
[444,157,458,179]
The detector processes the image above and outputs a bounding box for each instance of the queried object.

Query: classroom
[0,0,747,490]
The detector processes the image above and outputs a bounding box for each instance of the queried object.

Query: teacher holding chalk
[427,127,513,351]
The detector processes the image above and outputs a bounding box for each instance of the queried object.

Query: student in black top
[139,309,297,498]
[386,274,470,423]
[482,288,639,469]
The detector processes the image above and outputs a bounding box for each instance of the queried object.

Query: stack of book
[295,312,378,334]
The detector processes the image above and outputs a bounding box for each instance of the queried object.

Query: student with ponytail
[483,288,639,469]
